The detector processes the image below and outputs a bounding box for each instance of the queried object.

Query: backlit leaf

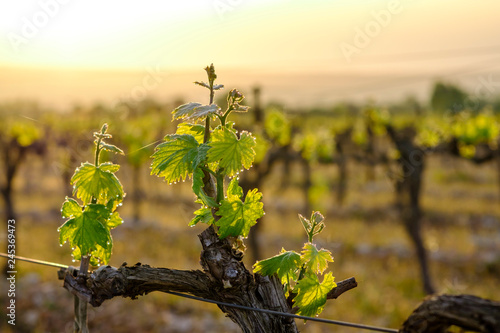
[151,134,208,183]
[192,168,218,208]
[293,273,336,317]
[172,102,220,121]
[215,178,263,238]
[100,143,124,155]
[253,248,301,285]
[207,129,256,177]
[58,203,111,259]
[71,162,124,205]
[176,123,205,144]
[301,243,333,275]
[189,205,214,227]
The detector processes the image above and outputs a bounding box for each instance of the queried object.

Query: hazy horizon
[1,0,500,110]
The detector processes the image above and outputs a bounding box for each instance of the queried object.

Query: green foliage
[215,178,264,238]
[451,112,499,158]
[293,128,335,162]
[430,81,468,112]
[192,168,218,208]
[300,211,326,243]
[151,134,210,184]
[151,65,336,318]
[151,64,263,241]
[58,124,124,266]
[59,200,112,264]
[7,120,42,147]
[253,249,301,286]
[207,128,256,177]
[301,243,333,275]
[264,108,291,146]
[176,123,205,143]
[172,102,220,121]
[253,211,336,317]
[293,272,336,317]
[71,162,123,205]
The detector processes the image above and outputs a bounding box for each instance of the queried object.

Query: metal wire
[0,253,398,333]
[0,253,68,269]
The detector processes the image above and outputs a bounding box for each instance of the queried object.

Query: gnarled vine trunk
[400,294,500,332]
[386,125,435,295]
[61,223,358,332]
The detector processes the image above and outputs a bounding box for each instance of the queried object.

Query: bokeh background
[1,1,500,332]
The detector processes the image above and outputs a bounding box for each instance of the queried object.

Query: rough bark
[59,254,356,332]
[400,294,500,333]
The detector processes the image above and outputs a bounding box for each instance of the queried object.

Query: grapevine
[150,64,337,317]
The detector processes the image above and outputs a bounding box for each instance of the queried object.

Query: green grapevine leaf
[61,198,82,218]
[227,174,244,199]
[176,123,206,144]
[192,168,218,208]
[253,248,301,285]
[71,243,111,266]
[172,102,220,121]
[301,243,333,275]
[59,202,111,258]
[189,205,214,227]
[215,178,263,238]
[151,134,208,183]
[194,81,210,89]
[105,211,123,229]
[207,129,256,177]
[100,142,124,155]
[293,273,336,317]
[298,214,312,233]
[71,162,124,205]
[194,81,224,90]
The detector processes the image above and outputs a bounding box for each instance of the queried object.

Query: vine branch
[58,263,356,309]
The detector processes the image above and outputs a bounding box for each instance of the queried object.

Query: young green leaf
[61,198,83,218]
[253,248,301,285]
[293,273,336,317]
[100,142,124,155]
[71,243,111,266]
[298,214,311,234]
[189,205,214,227]
[301,243,334,275]
[176,123,206,144]
[207,129,256,177]
[226,175,244,199]
[59,202,112,258]
[105,211,123,229]
[192,168,218,208]
[151,134,208,183]
[215,179,263,238]
[194,81,210,89]
[172,102,220,121]
[71,162,124,205]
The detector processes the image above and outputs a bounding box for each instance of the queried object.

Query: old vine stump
[400,294,500,333]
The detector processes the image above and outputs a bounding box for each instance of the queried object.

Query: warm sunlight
[1,2,500,333]
[1,0,500,107]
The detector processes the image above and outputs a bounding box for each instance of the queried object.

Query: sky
[1,0,500,108]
